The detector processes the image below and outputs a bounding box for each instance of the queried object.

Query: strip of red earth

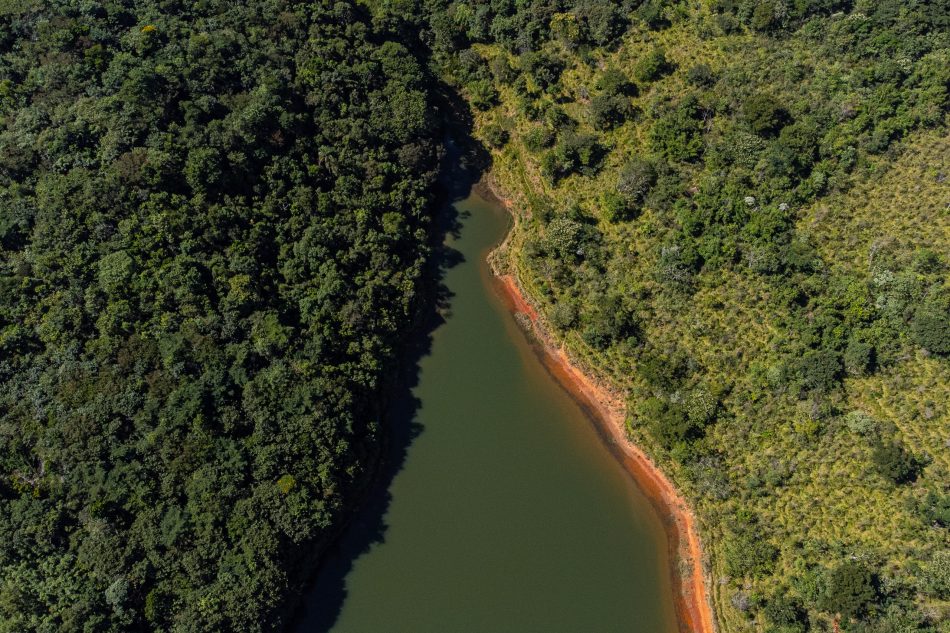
[486,187,716,633]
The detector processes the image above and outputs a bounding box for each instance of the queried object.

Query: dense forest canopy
[0,0,440,630]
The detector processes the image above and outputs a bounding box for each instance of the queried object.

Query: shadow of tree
[289,82,490,633]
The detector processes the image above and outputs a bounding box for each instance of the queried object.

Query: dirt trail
[484,183,717,633]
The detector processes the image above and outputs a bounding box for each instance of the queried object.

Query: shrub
[763,594,807,632]
[724,531,778,578]
[616,158,657,206]
[797,348,842,392]
[467,78,498,110]
[743,93,791,137]
[911,306,950,355]
[923,551,950,599]
[550,301,578,329]
[873,440,923,485]
[918,489,950,528]
[817,561,877,619]
[590,93,633,130]
[523,126,556,153]
[686,63,717,87]
[482,122,509,148]
[633,47,672,83]
[844,337,875,376]
[649,97,705,161]
[600,190,632,222]
[490,54,517,84]
[542,132,605,181]
[596,67,636,96]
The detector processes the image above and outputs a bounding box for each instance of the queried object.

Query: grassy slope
[472,11,950,631]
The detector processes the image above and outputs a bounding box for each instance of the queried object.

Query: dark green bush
[817,561,877,619]
[911,306,950,355]
[634,47,672,83]
[873,441,923,485]
[590,94,634,130]
[743,93,791,137]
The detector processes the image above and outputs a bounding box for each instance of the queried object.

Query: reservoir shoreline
[481,179,717,633]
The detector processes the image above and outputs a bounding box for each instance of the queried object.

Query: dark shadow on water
[289,86,490,633]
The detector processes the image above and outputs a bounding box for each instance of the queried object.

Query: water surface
[294,187,677,633]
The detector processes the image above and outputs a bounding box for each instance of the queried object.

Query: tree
[589,94,633,130]
[873,440,923,485]
[743,93,791,137]
[616,158,657,206]
[634,47,672,82]
[911,305,950,355]
[817,562,877,619]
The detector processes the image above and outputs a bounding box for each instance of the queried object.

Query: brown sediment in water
[483,183,716,633]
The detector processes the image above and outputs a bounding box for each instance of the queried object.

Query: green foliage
[482,122,510,148]
[0,2,440,630]
[589,94,634,130]
[633,47,672,83]
[524,125,556,152]
[922,551,950,599]
[724,518,778,578]
[917,489,950,528]
[595,67,636,97]
[797,349,843,392]
[686,63,717,87]
[817,561,878,619]
[743,93,791,137]
[872,441,924,485]
[649,96,705,162]
[541,132,605,181]
[911,305,950,355]
[616,159,657,207]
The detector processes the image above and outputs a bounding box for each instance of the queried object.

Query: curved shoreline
[482,182,717,633]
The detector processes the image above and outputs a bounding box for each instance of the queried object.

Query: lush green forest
[0,1,441,630]
[2,0,949,631]
[364,0,949,631]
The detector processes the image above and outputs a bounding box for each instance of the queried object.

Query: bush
[817,561,877,619]
[724,531,778,578]
[911,306,950,355]
[467,78,498,110]
[763,594,807,632]
[844,337,875,376]
[616,158,657,205]
[590,93,633,130]
[918,489,950,528]
[482,122,509,148]
[686,63,717,87]
[523,126,556,152]
[490,54,517,84]
[923,551,950,599]
[743,93,791,137]
[600,190,632,222]
[649,96,705,162]
[872,440,923,485]
[541,132,605,181]
[596,67,636,96]
[797,348,842,392]
[633,47,672,83]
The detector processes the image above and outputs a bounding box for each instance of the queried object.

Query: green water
[294,187,678,633]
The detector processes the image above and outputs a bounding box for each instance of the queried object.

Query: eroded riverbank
[484,180,717,633]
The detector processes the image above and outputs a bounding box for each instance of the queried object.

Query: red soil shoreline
[482,183,716,633]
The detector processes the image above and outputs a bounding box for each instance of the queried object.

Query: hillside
[383,0,950,630]
[0,1,441,630]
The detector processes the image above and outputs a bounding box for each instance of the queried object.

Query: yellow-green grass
[471,14,949,632]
